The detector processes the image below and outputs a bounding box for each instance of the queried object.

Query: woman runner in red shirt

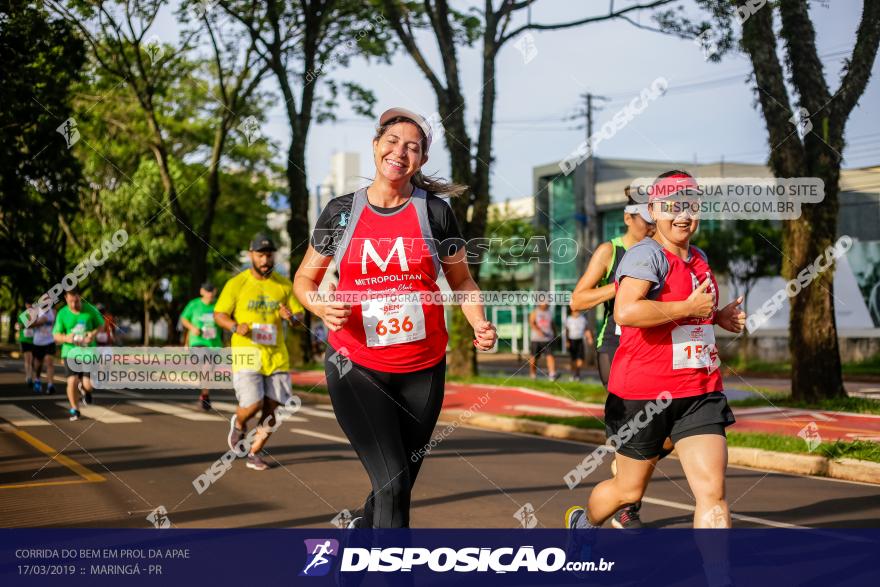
[294,108,497,528]
[566,170,746,530]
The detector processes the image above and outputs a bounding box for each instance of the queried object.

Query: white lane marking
[129,401,223,421]
[207,401,241,413]
[298,406,337,419]
[290,428,349,444]
[0,405,50,426]
[56,402,141,424]
[209,401,308,422]
[640,496,807,529]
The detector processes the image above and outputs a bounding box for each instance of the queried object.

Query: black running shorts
[568,339,585,361]
[31,344,56,360]
[604,391,735,460]
[530,339,555,358]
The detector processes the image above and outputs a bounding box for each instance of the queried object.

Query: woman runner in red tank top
[293,108,497,528]
[565,171,747,533]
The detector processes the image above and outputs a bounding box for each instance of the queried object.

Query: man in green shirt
[180,282,222,411]
[16,303,35,388]
[53,288,104,421]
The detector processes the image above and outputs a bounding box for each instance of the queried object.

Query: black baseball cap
[249,233,277,252]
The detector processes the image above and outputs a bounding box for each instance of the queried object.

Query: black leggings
[325,353,445,528]
[598,350,615,388]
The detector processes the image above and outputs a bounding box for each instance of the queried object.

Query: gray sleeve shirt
[614,238,670,299]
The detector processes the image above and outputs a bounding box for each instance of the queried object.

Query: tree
[693,220,782,365]
[178,1,273,295]
[0,0,85,311]
[665,1,880,401]
[483,203,540,292]
[220,0,390,272]
[380,0,678,375]
[68,49,277,341]
[55,0,267,298]
[219,0,390,361]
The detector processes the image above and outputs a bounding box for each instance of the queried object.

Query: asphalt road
[1,359,878,530]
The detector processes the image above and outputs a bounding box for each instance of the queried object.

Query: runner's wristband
[229,321,238,333]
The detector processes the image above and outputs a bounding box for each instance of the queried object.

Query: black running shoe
[83,391,93,405]
[200,394,211,411]
[612,502,643,529]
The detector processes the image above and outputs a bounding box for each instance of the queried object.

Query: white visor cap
[379,107,433,154]
[623,203,655,224]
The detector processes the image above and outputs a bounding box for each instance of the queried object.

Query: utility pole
[569,92,608,363]
[578,92,608,253]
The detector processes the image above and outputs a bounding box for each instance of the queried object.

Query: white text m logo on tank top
[361,237,409,274]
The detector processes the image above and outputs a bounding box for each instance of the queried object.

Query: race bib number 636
[361,295,426,347]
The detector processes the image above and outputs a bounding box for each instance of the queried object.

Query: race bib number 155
[671,325,719,371]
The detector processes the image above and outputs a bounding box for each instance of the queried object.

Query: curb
[446,410,880,485]
[441,410,606,444]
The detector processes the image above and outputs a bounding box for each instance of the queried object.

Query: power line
[494,48,854,126]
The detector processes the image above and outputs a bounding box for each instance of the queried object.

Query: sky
[158,1,880,202]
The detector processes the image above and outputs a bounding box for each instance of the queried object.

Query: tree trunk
[737,0,863,403]
[286,135,311,368]
[273,32,313,369]
[142,291,151,345]
[787,161,846,402]
[446,24,501,378]
[190,239,209,300]
[5,312,15,344]
[194,122,229,297]
[443,116,478,377]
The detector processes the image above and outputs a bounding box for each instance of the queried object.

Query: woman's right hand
[319,283,351,332]
[686,280,715,319]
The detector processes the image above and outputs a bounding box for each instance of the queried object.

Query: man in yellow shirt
[214,234,304,471]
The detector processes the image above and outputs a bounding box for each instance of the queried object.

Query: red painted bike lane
[291,370,880,442]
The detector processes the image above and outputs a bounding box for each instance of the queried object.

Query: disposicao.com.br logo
[299,539,615,576]
[300,539,339,577]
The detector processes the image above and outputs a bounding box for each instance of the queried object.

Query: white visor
[624,204,654,224]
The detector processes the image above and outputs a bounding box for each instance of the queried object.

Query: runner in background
[529,302,558,380]
[311,322,328,358]
[564,309,593,381]
[30,306,57,395]
[16,304,35,388]
[53,289,104,421]
[214,234,304,471]
[570,190,658,528]
[180,283,221,411]
[95,303,116,346]
[566,171,745,535]
[571,189,656,386]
